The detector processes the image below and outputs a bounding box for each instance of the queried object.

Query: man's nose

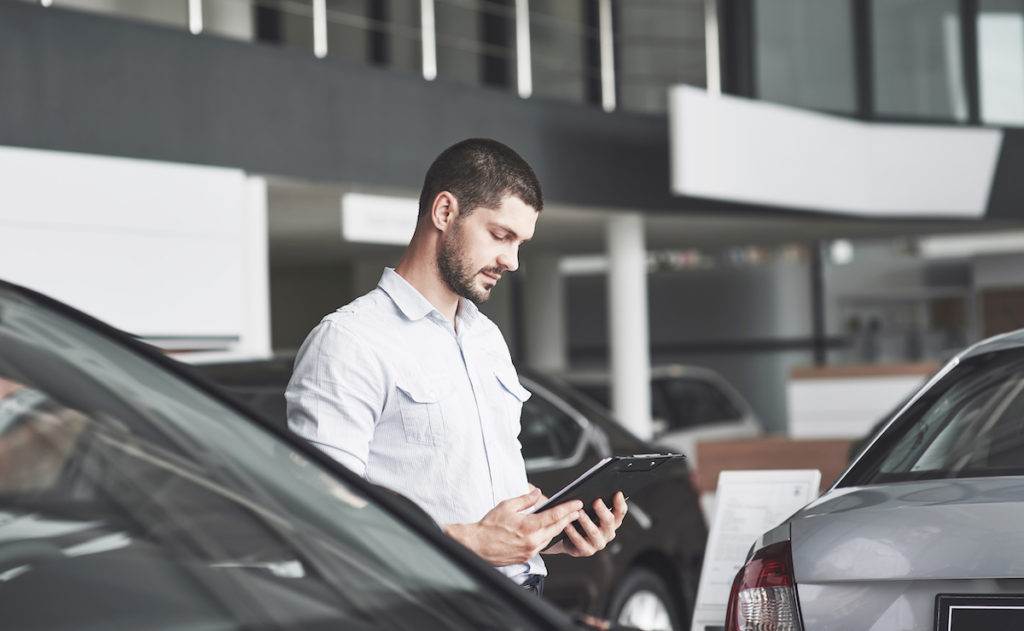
[497,246,519,272]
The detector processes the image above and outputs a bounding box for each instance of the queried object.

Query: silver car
[725,329,1024,631]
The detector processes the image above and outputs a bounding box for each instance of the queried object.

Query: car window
[222,384,288,426]
[0,286,545,630]
[856,349,1024,484]
[571,382,672,424]
[520,385,585,464]
[656,377,743,431]
[573,383,611,410]
[650,382,674,424]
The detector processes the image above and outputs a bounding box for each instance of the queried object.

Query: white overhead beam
[669,85,1003,217]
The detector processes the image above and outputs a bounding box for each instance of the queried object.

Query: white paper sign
[340,192,417,245]
[690,470,821,631]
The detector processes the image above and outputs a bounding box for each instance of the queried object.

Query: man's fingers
[591,501,617,544]
[535,499,583,526]
[613,491,628,515]
[526,483,550,503]
[503,488,543,513]
[562,517,595,555]
[532,505,582,547]
[576,509,606,542]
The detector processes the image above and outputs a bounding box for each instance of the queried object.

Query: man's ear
[430,191,459,231]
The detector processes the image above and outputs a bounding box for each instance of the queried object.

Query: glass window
[384,0,425,75]
[617,1,705,114]
[321,1,421,73]
[568,381,676,428]
[572,383,611,410]
[50,0,189,30]
[0,286,542,630]
[250,0,422,72]
[755,0,857,114]
[655,377,743,432]
[873,0,968,121]
[203,0,258,41]
[530,0,596,104]
[520,387,584,463]
[978,0,1024,126]
[435,0,515,89]
[324,0,372,63]
[254,0,315,52]
[650,383,674,427]
[859,350,1024,484]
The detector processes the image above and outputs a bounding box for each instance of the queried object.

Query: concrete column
[606,213,652,439]
[241,176,272,358]
[523,253,566,371]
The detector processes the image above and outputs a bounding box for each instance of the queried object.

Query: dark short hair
[417,138,543,219]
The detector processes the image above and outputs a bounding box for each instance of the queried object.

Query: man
[286,138,627,594]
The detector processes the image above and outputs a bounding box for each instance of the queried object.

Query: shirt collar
[379,268,434,321]
[378,268,482,327]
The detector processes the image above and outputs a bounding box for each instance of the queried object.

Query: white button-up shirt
[285,268,543,580]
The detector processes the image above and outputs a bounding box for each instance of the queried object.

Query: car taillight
[724,540,803,631]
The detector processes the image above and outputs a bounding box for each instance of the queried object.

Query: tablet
[531,453,686,548]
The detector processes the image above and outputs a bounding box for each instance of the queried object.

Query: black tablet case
[533,454,686,549]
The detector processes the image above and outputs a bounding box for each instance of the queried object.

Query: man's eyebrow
[490,222,531,243]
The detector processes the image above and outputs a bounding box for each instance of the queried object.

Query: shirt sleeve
[285,317,386,477]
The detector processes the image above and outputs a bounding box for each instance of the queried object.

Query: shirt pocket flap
[396,377,452,403]
[495,369,531,403]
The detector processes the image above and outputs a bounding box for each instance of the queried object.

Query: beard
[437,220,501,305]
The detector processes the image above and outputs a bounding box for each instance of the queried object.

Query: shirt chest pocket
[492,367,532,437]
[395,377,451,446]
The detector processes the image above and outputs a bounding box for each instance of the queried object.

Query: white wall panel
[0,145,263,350]
[788,374,928,438]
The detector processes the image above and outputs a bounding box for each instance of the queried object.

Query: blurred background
[3,0,1024,468]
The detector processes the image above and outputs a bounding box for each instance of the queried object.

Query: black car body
[198,359,709,631]
[0,279,592,630]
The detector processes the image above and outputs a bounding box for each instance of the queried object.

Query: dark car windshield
[0,285,546,630]
[846,347,1024,485]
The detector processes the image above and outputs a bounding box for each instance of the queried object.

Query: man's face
[437,195,538,304]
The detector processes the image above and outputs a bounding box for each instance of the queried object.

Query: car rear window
[848,348,1024,484]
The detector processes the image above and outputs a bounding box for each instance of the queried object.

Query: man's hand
[543,491,628,557]
[444,488,583,566]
